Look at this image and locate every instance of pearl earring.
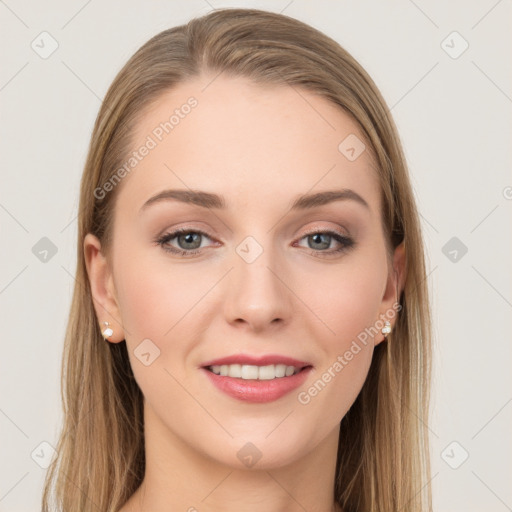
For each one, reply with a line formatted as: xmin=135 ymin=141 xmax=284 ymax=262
xmin=381 ymin=320 xmax=392 ymax=338
xmin=102 ymin=321 xmax=114 ymax=339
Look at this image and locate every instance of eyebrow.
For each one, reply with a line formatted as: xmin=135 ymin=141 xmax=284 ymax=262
xmin=139 ymin=188 xmax=369 ymax=213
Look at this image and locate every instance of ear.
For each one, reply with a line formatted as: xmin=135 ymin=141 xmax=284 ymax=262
xmin=375 ymin=240 xmax=406 ymax=346
xmin=83 ymin=233 xmax=125 ymax=343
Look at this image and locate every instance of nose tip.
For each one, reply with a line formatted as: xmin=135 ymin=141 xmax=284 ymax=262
xmin=231 ymin=307 xmax=284 ymax=330
xmin=223 ymin=255 xmax=291 ymax=332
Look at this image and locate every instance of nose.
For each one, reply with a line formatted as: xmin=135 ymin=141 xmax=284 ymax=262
xmin=223 ymin=244 xmax=292 ymax=333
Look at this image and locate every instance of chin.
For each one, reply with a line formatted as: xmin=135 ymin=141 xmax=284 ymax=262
xmin=198 ymin=428 xmax=316 ymax=471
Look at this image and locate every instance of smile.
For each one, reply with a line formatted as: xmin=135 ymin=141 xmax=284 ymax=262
xmin=207 ymin=364 xmax=301 ymax=380
xmin=200 ymin=354 xmax=313 ymax=403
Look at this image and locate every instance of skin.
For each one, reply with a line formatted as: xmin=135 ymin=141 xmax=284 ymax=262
xmin=84 ymin=73 xmax=405 ymax=512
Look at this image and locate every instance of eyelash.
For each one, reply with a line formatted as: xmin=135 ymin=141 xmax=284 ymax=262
xmin=155 ymin=227 xmax=355 ymax=258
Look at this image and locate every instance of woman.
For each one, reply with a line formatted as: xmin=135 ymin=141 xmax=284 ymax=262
xmin=42 ymin=8 xmax=432 ymax=512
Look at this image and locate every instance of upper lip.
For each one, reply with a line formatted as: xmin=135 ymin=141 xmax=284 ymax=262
xmin=201 ymin=354 xmax=312 ymax=368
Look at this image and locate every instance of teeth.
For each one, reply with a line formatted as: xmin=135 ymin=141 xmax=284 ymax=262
xmin=285 ymin=365 xmax=295 ymax=377
xmin=228 ymin=364 xmax=241 ymax=377
xmin=258 ymin=365 xmax=275 ymax=380
xmin=241 ymin=364 xmax=259 ymax=379
xmin=275 ymin=364 xmax=286 ymax=377
xmin=209 ymin=364 xmax=301 ymax=380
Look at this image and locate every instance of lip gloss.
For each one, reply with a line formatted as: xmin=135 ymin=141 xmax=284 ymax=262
xmin=201 ymin=366 xmax=312 ymax=403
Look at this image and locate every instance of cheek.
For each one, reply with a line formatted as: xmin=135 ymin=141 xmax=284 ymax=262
xmin=113 ymin=251 xmax=207 ymax=402
xmin=114 ymin=248 xmax=210 ymax=340
xmin=296 ymin=254 xmax=387 ymax=347
xmin=296 ymin=274 xmax=380 ymax=422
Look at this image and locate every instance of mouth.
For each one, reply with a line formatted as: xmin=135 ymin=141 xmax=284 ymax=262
xmin=205 ymin=363 xmax=307 ymax=380
xmin=200 ymin=354 xmax=313 ymax=403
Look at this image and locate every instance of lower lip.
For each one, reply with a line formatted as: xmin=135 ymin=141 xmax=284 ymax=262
xmin=202 ymin=367 xmax=312 ymax=403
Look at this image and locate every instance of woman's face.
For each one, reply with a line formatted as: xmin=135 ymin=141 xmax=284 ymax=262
xmin=85 ymin=74 xmax=404 ymax=469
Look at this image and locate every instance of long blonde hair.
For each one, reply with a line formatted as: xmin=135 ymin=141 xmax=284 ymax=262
xmin=42 ymin=8 xmax=432 ymax=511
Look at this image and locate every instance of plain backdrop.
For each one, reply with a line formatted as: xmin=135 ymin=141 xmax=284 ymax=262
xmin=1 ymin=1 xmax=511 ymax=511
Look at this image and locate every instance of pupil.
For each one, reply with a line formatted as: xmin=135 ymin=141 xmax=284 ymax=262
xmin=310 ymin=233 xmax=330 ymax=250
xmin=179 ymin=232 xmax=201 ymax=249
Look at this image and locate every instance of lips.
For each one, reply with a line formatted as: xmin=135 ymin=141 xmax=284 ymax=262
xmin=200 ymin=354 xmax=313 ymax=403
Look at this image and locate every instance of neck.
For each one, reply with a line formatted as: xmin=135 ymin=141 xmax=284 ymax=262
xmin=123 ymin=402 xmax=342 ymax=512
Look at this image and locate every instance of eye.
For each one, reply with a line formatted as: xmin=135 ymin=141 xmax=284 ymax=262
xmin=155 ymin=228 xmax=216 ymax=256
xmin=155 ymin=227 xmax=355 ymax=258
xmin=295 ymin=229 xmax=355 ymax=257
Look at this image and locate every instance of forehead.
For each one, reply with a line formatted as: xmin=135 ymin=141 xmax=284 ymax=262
xmin=119 ymin=74 xmax=381 ymax=215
